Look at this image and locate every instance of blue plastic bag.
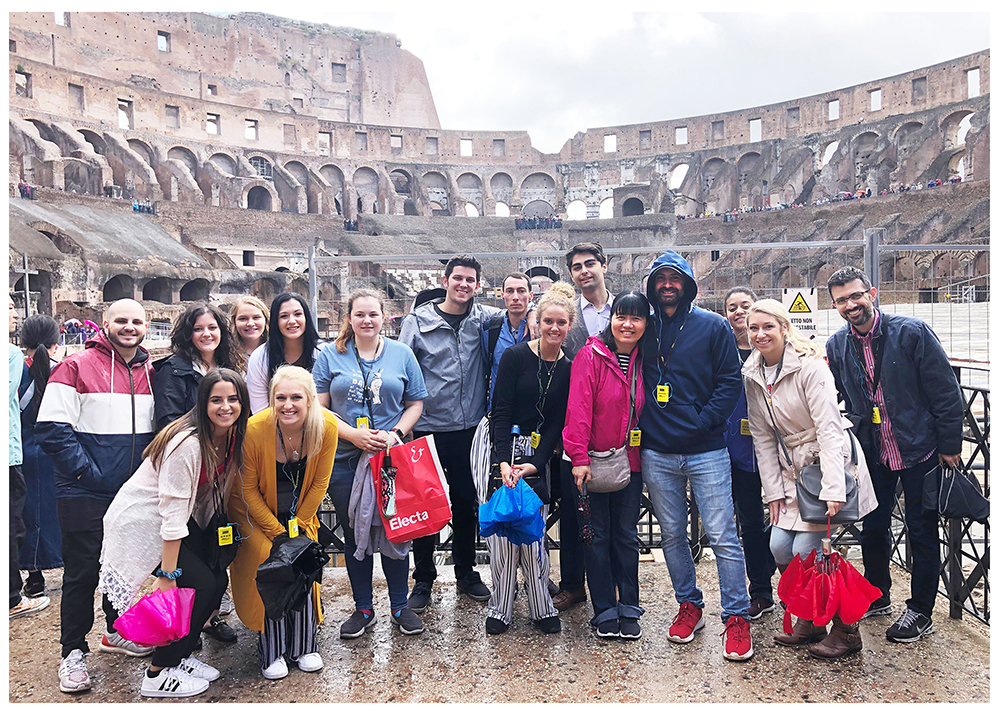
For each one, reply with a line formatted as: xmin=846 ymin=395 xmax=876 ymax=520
xmin=479 ymin=478 xmax=545 ymax=545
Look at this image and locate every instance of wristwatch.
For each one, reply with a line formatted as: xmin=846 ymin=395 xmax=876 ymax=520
xmin=392 ymin=428 xmax=405 ymax=443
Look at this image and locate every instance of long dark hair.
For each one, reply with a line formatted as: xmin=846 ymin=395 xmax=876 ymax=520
xmin=599 ymin=291 xmax=651 ymax=353
xmin=169 ymin=303 xmax=236 ymax=370
xmin=143 ymin=368 xmax=250 ymax=502
xmin=20 ymin=314 xmax=60 ymax=409
xmin=266 ymin=292 xmax=320 ymax=385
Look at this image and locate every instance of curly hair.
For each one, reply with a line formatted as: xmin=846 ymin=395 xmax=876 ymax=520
xmin=169 ymin=303 xmax=236 ymax=370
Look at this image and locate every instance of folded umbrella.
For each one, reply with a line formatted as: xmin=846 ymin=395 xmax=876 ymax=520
xmin=922 ymin=464 xmax=990 ymax=523
xmin=479 ymin=478 xmax=545 ymax=545
xmin=256 ymin=534 xmax=329 ymax=621
xmin=577 ymin=482 xmax=594 ymax=544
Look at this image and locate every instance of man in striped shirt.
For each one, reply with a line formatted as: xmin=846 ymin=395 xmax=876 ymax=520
xmin=825 ymin=267 xmax=964 ymax=645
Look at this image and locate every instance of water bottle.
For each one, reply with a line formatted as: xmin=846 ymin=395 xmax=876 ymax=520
xmin=511 ymin=424 xmax=527 ymax=465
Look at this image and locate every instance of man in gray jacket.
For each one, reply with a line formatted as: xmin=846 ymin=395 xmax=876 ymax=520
xmin=399 ymin=255 xmax=503 ymax=611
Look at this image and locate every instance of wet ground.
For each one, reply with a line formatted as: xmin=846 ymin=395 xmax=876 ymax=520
xmin=9 ymin=556 xmax=990 ymax=703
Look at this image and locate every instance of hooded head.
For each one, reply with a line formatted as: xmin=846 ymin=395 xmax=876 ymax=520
xmin=645 ymin=250 xmax=698 ymax=316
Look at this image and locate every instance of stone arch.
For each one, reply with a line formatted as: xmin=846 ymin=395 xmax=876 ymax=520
xmin=284 ymin=161 xmax=308 ymax=185
xmin=319 ymin=164 xmax=345 ymax=215
xmin=668 ymin=164 xmax=689 ymax=190
xmin=599 ymin=197 xmax=614 ymax=219
xmin=566 ymin=199 xmax=587 ymax=221
xmin=941 ymin=110 xmax=976 ymax=149
xmin=622 ymin=197 xmax=644 ymax=216
xmin=526 ymin=265 xmax=559 ymax=294
xmin=289 ymin=278 xmax=309 ymax=296
xmin=390 ymin=169 xmax=412 ymax=195
xmin=973 ymin=252 xmax=989 ymax=277
xmin=813 ymin=263 xmax=840 ymax=291
xmin=893 ymin=121 xmax=924 ymax=144
xmin=248 ymin=155 xmax=273 ymax=180
xmin=179 ymin=278 xmax=210 ymax=302
xmin=820 ymin=140 xmax=840 ymax=168
xmin=423 ymin=171 xmax=449 ymax=212
xmin=736 ymin=152 xmax=762 ymax=198
xmin=72 ymin=128 xmax=104 ymax=156
xmin=521 ymin=172 xmax=557 ymax=206
xmin=494 ymin=202 xmax=510 ymax=217
xmin=852 ymin=132 xmax=880 ymax=161
xmin=251 ymin=277 xmax=279 ymax=303
xmin=126 ymin=139 xmax=154 ymax=166
xmin=27 ymin=119 xmax=58 ymax=145
xmin=353 ymin=166 xmax=380 ymax=213
xmin=523 ymin=200 xmax=554 ymax=218
xmin=142 ymin=277 xmax=172 ymax=304
xmin=167 ymin=145 xmax=198 ymax=176
xmin=489 ymin=172 xmax=513 ymax=204
xmin=457 ymin=172 xmax=483 ymax=214
xmin=319 ymin=281 xmax=339 ymax=302
xmin=700 ymin=158 xmax=728 ymax=192
xmin=246 ymin=184 xmax=274 ymax=211
xmin=103 ymin=274 xmax=134 ymax=302
xmin=208 ymin=152 xmax=236 ymax=176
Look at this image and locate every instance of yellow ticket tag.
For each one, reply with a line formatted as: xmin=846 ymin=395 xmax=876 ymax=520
xmin=217 ymin=525 xmax=233 ymax=546
xmin=356 ymin=416 xmax=369 ymax=430
xmin=530 ymin=431 xmax=541 ymax=449
xmin=740 ymin=418 xmax=751 ymax=436
xmin=288 ymin=518 xmax=299 ymax=538
xmin=629 ymin=429 xmax=642 ymax=447
xmin=872 ymin=406 xmax=881 ymax=424
xmin=656 ymin=384 xmax=671 ymax=404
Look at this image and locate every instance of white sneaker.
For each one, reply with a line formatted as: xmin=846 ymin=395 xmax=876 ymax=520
xmin=140 ymin=666 xmax=209 ymax=698
xmin=10 ymin=595 xmax=50 ymax=619
xmin=294 ymin=652 xmax=323 ymax=672
xmin=261 ymin=656 xmax=288 ymax=680
xmin=178 ymin=655 xmax=220 ymax=682
xmin=99 ymin=629 xmax=154 ymax=657
xmin=218 ymin=592 xmax=234 ymax=617
xmin=58 ymin=649 xmax=91 ymax=693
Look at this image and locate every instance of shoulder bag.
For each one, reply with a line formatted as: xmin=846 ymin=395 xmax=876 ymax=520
xmin=587 ymin=356 xmax=637 ymax=494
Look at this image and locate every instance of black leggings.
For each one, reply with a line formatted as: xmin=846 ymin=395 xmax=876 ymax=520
xmin=151 ymin=538 xmax=228 ymax=669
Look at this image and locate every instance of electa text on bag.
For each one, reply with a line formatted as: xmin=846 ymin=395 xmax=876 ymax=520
xmin=390 ymin=511 xmax=429 ymax=530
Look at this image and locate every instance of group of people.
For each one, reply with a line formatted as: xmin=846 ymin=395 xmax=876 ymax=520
xmin=8 ymin=239 xmax=965 ymax=697
xmin=343 ymin=219 xmax=359 ymax=232
xmin=514 ymin=216 xmax=562 ymax=230
xmin=132 ymin=199 xmax=155 ymax=214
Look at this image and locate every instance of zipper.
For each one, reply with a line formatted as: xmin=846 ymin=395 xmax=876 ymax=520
xmin=127 ymin=357 xmax=137 ymax=475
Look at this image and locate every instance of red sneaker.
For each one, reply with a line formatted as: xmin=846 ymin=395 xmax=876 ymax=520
xmin=667 ymin=602 xmax=705 ymax=643
xmin=722 ymin=615 xmax=754 ymax=661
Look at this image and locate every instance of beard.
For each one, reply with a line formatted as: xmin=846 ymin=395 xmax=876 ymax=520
xmin=106 ymin=328 xmax=144 ymax=349
xmin=844 ymin=302 xmax=875 ymax=326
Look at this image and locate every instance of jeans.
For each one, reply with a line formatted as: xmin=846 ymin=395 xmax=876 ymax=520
xmin=10 ymin=465 xmax=27 ymax=608
xmin=583 ymin=471 xmax=644 ymax=625
xmin=731 ymin=465 xmax=776 ymax=601
xmin=328 ymin=461 xmax=409 ymax=611
xmin=859 ymin=454 xmax=940 ymax=618
xmin=556 ymin=458 xmax=586 ymax=592
xmin=641 ymin=447 xmax=751 ymax=620
xmin=769 ymin=527 xmax=824 ymax=568
xmin=411 ymin=428 xmax=480 ymax=584
xmin=57 ymin=497 xmax=121 ymax=657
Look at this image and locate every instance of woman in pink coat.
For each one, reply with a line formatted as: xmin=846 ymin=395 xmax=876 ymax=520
xmin=563 ymin=291 xmax=649 ymax=640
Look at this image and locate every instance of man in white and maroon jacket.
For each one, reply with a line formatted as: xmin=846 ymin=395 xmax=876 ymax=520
xmin=36 ymin=299 xmax=156 ymax=694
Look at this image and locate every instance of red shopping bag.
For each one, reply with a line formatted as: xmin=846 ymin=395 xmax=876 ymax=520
xmin=371 ymin=435 xmax=452 ymax=543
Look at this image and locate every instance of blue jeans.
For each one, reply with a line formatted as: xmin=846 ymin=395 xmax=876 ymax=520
xmin=583 ymin=471 xmax=645 ymax=625
xmin=769 ymin=527 xmax=824 ymax=567
xmin=328 ymin=461 xmax=410 ymax=612
xmin=641 ymin=447 xmax=751 ymax=621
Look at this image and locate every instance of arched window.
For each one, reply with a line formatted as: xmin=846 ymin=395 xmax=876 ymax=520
xmin=249 ymin=156 xmax=273 ymax=181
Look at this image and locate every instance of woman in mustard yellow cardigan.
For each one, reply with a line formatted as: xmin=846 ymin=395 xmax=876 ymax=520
xmin=229 ymin=365 xmax=337 ymax=680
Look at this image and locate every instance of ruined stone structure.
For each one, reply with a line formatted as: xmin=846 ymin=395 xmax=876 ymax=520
xmin=9 ymin=12 xmax=990 ymax=330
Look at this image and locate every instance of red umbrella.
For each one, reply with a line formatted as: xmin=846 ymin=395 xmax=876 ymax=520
xmin=777 ymin=528 xmax=883 ymax=633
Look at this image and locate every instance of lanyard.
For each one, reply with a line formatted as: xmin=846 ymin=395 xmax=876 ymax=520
xmin=277 ymin=429 xmax=305 ymax=517
xmin=655 ymin=303 xmax=693 ymax=381
xmin=353 ymin=338 xmax=382 ymax=427
xmin=534 ymin=351 xmax=560 ymax=434
xmin=208 ymin=432 xmax=234 ymax=517
xmin=849 ymin=330 xmax=885 ymax=402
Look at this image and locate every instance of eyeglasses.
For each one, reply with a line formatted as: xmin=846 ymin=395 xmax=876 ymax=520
xmin=832 ymin=291 xmax=870 ymax=307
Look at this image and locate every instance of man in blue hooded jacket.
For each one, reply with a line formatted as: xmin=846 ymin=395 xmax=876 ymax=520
xmin=639 ymin=251 xmax=753 ymax=661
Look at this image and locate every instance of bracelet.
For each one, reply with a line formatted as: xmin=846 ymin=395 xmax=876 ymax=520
xmin=392 ymin=428 xmax=405 ymax=442
xmin=155 ymin=567 xmax=183 ymax=580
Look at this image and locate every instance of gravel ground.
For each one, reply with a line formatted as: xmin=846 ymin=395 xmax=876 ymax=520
xmin=8 ymin=557 xmax=990 ymax=703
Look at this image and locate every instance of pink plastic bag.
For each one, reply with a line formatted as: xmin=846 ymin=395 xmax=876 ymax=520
xmin=113 ymin=587 xmax=197 ymax=647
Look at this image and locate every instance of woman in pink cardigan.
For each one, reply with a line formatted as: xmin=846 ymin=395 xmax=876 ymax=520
xmin=562 ymin=291 xmax=650 ymax=640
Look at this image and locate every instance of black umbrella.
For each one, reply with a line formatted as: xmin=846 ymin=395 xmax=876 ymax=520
xmin=255 ymin=534 xmax=329 ymax=620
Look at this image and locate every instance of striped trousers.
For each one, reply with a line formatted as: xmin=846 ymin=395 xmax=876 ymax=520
xmin=486 ymin=505 xmax=558 ymax=625
xmin=258 ymin=589 xmax=318 ymax=668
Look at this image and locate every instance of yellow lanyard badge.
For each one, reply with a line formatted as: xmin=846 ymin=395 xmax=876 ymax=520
xmin=288 ymin=517 xmax=299 ymax=538
xmin=629 ymin=429 xmax=642 ymax=447
xmin=530 ymin=431 xmax=541 ymax=449
xmin=740 ymin=418 xmax=751 ymax=436
xmin=872 ymin=406 xmax=882 ymax=424
xmin=356 ymin=416 xmax=369 ymax=430
xmin=217 ymin=524 xmax=233 ymax=546
xmin=656 ymin=383 xmax=671 ymax=404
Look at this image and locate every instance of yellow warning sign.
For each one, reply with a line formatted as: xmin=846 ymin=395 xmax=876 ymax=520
xmin=788 ymin=292 xmax=811 ymax=313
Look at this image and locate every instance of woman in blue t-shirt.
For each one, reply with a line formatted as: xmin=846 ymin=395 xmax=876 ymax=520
xmin=313 ymin=288 xmax=427 ymax=639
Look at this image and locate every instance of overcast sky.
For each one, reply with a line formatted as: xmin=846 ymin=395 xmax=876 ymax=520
xmin=245 ymin=9 xmax=990 ymax=153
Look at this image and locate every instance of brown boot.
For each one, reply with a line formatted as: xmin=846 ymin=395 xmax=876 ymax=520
xmin=808 ymin=617 xmax=862 ymax=659
xmin=551 ymin=587 xmax=587 ymax=611
xmin=774 ymin=617 xmax=827 ymax=646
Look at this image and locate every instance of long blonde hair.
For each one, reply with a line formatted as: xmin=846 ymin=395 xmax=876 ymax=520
xmin=748 ymin=299 xmax=822 ymax=358
xmin=268 ymin=365 xmax=325 ymax=457
xmin=230 ymin=295 xmax=270 ymax=373
xmin=334 ymin=288 xmax=385 ymax=354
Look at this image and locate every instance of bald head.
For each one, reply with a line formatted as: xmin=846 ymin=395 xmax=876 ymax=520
xmin=104 ymin=299 xmax=147 ymax=359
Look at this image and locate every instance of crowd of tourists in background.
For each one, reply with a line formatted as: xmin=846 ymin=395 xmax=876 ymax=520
xmin=9 ymin=240 xmax=965 ymax=698
xmin=515 ymin=216 xmax=562 ymax=230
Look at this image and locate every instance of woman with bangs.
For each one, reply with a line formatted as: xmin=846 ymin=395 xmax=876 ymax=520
xmin=230 ymin=296 xmax=269 ymax=375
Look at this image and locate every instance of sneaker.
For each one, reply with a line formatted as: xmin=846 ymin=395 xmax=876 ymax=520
xmin=391 ymin=607 xmax=425 ymax=635
xmin=551 ymin=587 xmax=587 ymax=611
xmin=536 ymin=615 xmax=561 ymax=634
xmin=22 ymin=572 xmax=45 ymax=598
xmin=340 ymin=609 xmax=376 ymax=639
xmin=667 ymin=602 xmax=705 ymax=644
xmin=140 ymin=666 xmax=209 ymax=698
xmin=596 ymin=619 xmax=619 ymax=638
xmin=218 ymin=592 xmax=234 ymax=617
xmin=58 ymin=649 xmax=91 ymax=693
xmin=407 ymin=582 xmax=433 ymax=613
xmin=456 ymin=572 xmax=491 ymax=602
xmin=886 ymin=608 xmax=934 ymax=643
xmin=722 ymin=615 xmax=754 ymax=661
xmin=178 ymin=656 xmax=220 ymax=682
xmin=203 ymin=615 xmax=238 ymax=643
xmin=9 ymin=595 xmax=50 ymax=619
xmin=862 ymin=595 xmax=893 ymax=619
xmin=294 ymin=652 xmax=323 ymax=672
xmin=748 ymin=595 xmax=775 ymax=620
xmin=619 ymin=617 xmax=642 ymax=639
xmin=261 ymin=656 xmax=288 ymax=680
xmin=485 ymin=617 xmax=508 ymax=635
xmin=99 ymin=630 xmax=154 ymax=657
